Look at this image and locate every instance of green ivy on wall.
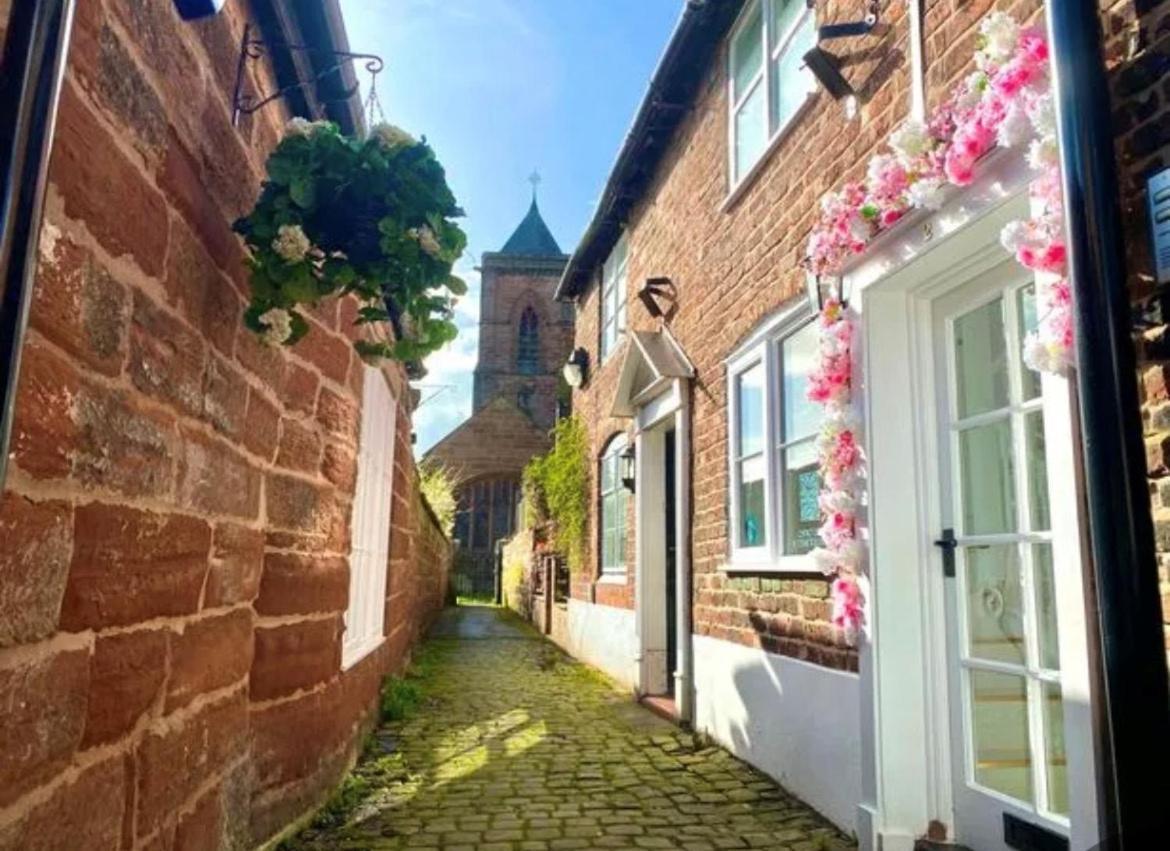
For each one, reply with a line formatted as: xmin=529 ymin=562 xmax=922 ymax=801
xmin=523 ymin=416 xmax=588 ymax=572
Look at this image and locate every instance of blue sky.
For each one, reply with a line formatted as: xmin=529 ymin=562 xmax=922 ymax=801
xmin=338 ymin=0 xmax=681 ymax=454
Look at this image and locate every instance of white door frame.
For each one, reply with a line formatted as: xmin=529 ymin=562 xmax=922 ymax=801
xmin=843 ymin=151 xmax=1100 ymax=851
xmin=633 ymin=377 xmax=694 ymax=721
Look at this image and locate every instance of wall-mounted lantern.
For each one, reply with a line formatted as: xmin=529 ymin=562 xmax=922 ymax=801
xmin=638 ymin=276 xmax=678 ymax=320
xmin=805 ymin=272 xmax=850 ymax=314
xmin=620 ymin=442 xmax=636 ymax=493
xmin=802 ymin=0 xmax=880 ymax=102
xmin=562 ymin=347 xmax=590 ymax=389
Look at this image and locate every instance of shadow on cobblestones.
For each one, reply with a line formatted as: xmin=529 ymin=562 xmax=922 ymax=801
xmin=282 ymin=605 xmax=857 ymax=850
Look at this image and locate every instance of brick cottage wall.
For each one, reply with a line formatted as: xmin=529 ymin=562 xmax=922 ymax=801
xmin=568 ymin=0 xmax=922 ymax=669
xmin=1101 ymin=0 xmax=1170 ymax=654
xmin=0 ymin=2 xmax=450 ymax=849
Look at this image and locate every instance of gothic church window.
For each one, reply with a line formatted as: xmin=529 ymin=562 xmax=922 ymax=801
xmin=518 ymin=306 xmax=540 ymax=374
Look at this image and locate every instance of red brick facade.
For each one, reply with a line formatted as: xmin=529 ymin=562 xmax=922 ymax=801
xmin=0 ymin=2 xmax=449 ymax=848
xmin=1104 ymin=0 xmax=1170 ymax=651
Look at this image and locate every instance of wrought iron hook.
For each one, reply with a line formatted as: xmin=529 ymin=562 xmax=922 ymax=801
xmin=231 ymin=23 xmax=385 ymax=127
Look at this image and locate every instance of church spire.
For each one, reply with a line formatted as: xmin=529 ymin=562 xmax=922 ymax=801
xmin=499 ymin=175 xmax=563 ymax=256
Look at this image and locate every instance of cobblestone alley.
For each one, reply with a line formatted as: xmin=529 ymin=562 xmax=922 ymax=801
xmin=283 ymin=606 xmax=856 ymax=851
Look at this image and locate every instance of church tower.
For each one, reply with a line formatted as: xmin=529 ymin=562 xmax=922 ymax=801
xmin=472 ymin=189 xmax=571 ymax=430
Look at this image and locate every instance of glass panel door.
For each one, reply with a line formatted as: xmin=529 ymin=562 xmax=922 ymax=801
xmin=935 ymin=271 xmax=1069 ymax=849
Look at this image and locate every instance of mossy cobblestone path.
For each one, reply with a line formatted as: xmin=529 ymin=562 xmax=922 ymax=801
xmin=284 ymin=606 xmax=856 ymax=851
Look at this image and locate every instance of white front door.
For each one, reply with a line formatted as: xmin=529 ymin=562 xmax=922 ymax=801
xmin=932 ymin=264 xmax=1072 ymax=849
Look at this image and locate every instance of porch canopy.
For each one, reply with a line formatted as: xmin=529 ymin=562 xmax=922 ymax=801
xmin=610 ymin=329 xmax=694 ymax=419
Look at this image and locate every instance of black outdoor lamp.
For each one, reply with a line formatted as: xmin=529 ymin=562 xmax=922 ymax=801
xmin=562 ymin=347 xmax=590 ymax=389
xmin=802 ymin=0 xmax=880 ymax=101
xmin=619 ymin=443 xmax=636 ymax=493
xmin=805 ymin=272 xmax=849 ymax=313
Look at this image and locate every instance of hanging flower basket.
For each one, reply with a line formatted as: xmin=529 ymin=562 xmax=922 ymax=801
xmin=233 ymin=119 xmax=468 ymax=363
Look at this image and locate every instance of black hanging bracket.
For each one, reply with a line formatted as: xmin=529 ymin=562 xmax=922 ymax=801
xmin=230 ymin=23 xmax=384 ymax=127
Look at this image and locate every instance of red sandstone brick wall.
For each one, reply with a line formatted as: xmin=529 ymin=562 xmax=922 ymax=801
xmin=566 ymin=0 xmax=1063 ymax=672
xmin=0 ymin=2 xmax=450 ymax=848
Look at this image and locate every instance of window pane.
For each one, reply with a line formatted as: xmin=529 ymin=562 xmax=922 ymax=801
xmin=970 ymin=670 xmax=1034 ymax=805
xmin=1017 ymin=285 xmax=1042 ymax=400
xmin=738 ymin=454 xmax=767 ymax=548
xmin=954 ymin=298 xmax=1010 ymax=418
xmin=959 ymin=418 xmax=1017 ymax=535
xmin=731 ymin=3 xmax=764 ymax=100
xmin=771 ymin=14 xmax=815 ymax=130
xmin=782 ymin=322 xmax=819 ymax=441
xmin=734 ymin=83 xmax=767 ymax=180
xmin=770 ymin=0 xmax=804 ymax=39
xmin=964 ymin=545 xmax=1026 ymax=665
xmin=1034 ymin=543 xmax=1060 ymax=671
xmin=1025 ymin=411 xmax=1051 ymax=531
xmin=736 ymin=362 xmax=766 ymax=456
xmin=1042 ymin=681 xmax=1069 ymax=816
xmin=783 ymin=445 xmax=821 ymax=554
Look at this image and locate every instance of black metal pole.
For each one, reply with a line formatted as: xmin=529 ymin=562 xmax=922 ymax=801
xmin=1046 ymin=4 xmax=1170 ymax=847
xmin=0 ymin=0 xmax=76 ymax=491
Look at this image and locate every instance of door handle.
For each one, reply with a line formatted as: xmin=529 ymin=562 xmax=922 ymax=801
xmin=935 ymin=527 xmax=957 ymax=578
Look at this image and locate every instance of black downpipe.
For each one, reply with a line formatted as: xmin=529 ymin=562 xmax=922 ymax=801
xmin=0 ymin=0 xmax=76 ymax=490
xmin=1046 ymin=4 xmax=1170 ymax=847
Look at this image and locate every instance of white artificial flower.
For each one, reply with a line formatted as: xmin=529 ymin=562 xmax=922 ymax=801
xmin=371 ymin=123 xmax=415 ymax=150
xmin=258 ymin=307 xmax=293 ymax=347
xmin=956 ymin=71 xmax=988 ymax=109
xmin=849 ymin=214 xmax=872 ymax=243
xmin=1022 ymin=332 xmax=1056 ymax=373
xmin=997 ymin=102 xmax=1032 ymax=148
xmin=979 ymin=11 xmax=1020 ymax=64
xmin=272 ymin=224 xmax=312 ymax=263
xmin=810 ymin=547 xmax=841 ymax=576
xmin=888 ymin=119 xmax=930 ymax=163
xmin=285 ymin=117 xmax=331 ymax=138
xmin=408 ymin=225 xmax=442 ymax=258
xmin=1027 ymin=93 xmax=1056 ymax=138
xmin=1000 ymin=220 xmax=1031 ymax=253
xmin=906 ymin=176 xmax=945 ymax=211
xmin=1027 ymin=136 xmax=1059 ymax=171
xmin=821 ymin=490 xmax=857 ymax=515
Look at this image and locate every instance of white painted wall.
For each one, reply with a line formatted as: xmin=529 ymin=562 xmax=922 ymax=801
xmin=693 ymin=633 xmax=862 ymax=836
xmin=566 ymin=599 xmax=639 ymax=690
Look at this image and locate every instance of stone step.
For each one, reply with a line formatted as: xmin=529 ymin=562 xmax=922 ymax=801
xmin=915 ymin=841 xmax=975 ymax=851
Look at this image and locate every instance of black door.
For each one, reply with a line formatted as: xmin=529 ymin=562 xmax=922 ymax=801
xmin=665 ymin=429 xmax=677 ymax=696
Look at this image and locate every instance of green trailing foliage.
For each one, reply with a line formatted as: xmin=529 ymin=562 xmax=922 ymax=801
xmin=234 ymin=120 xmax=467 ymax=363
xmin=522 ymin=416 xmax=588 ymax=571
xmin=418 ymin=461 xmax=458 ymax=537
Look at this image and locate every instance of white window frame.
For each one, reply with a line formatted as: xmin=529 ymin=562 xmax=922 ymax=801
xmin=599 ymin=434 xmax=628 ymax=577
xmin=600 ymin=235 xmax=628 ymax=362
xmin=726 ymin=302 xmax=819 ymax=572
xmin=342 ymin=366 xmax=398 ymax=668
xmin=727 ymin=0 xmax=817 ymax=191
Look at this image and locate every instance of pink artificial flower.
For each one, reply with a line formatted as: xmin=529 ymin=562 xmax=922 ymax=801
xmin=945 ymin=150 xmax=976 ymax=186
xmin=880 ymin=208 xmax=905 ymax=228
xmin=990 ymin=58 xmax=1036 ymax=99
xmin=1019 ymin=27 xmax=1049 ymax=65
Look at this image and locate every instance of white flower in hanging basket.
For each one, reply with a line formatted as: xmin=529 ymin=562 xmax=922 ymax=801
xmin=371 ymin=122 xmax=415 ymax=150
xmin=272 ymin=224 xmax=312 ymax=263
xmin=258 ymin=307 xmax=293 ymax=347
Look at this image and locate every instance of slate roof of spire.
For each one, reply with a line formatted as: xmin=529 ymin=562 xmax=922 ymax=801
xmin=500 ymin=199 xmax=563 ymax=256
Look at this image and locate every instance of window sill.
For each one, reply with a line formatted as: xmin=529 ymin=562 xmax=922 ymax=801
xmin=597 ymin=572 xmax=629 ymax=586
xmin=341 ymin=635 xmax=386 ymax=671
xmin=722 ymin=554 xmax=819 ymax=575
xmin=721 ymin=92 xmax=817 ymax=214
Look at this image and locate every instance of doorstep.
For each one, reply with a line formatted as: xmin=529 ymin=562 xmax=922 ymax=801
xmin=640 ymin=694 xmax=679 ymax=724
xmin=915 ymin=842 xmax=974 ymax=851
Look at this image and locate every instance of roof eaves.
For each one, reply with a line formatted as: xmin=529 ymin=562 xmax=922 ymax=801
xmin=554 ymin=0 xmax=745 ymax=301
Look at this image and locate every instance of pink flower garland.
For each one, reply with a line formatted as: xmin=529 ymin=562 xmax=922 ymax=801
xmin=804 ymin=13 xmax=1072 ymax=644
xmin=806 ymin=300 xmax=865 ymax=641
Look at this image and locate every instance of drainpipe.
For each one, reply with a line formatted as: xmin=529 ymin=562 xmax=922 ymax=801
xmin=674 ymin=380 xmax=694 ymax=724
xmin=907 ymin=0 xmax=926 ymax=120
xmin=0 ymin=0 xmax=76 ymax=491
xmin=1045 ymin=4 xmax=1170 ymax=847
